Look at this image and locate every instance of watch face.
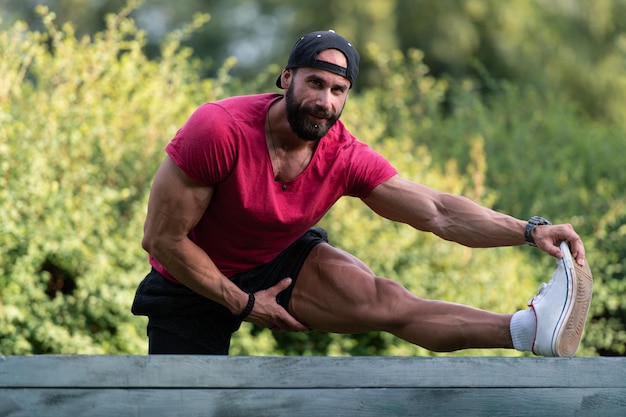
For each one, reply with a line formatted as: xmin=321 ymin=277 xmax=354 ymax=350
xmin=530 ymin=216 xmax=550 ymax=226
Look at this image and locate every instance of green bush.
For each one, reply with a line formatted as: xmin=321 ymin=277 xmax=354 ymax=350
xmin=0 ymin=5 xmax=217 ymax=353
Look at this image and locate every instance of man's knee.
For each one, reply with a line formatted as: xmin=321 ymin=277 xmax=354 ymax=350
xmin=358 ymin=277 xmax=417 ymax=327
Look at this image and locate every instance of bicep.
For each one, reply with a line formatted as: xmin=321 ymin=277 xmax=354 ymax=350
xmin=143 ymin=156 xmax=213 ymax=247
xmin=364 ymin=175 xmax=526 ymax=247
xmin=363 ymin=175 xmax=443 ymax=231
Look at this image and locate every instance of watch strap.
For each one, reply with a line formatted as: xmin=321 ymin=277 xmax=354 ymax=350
xmin=525 ymin=216 xmax=552 ymax=246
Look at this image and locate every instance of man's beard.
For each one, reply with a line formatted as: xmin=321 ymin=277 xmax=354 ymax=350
xmin=285 ymin=85 xmax=342 ymax=141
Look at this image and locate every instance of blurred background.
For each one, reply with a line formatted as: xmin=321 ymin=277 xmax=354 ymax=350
xmin=3 ymin=0 xmax=626 ymax=120
xmin=1 ymin=0 xmax=625 ymax=356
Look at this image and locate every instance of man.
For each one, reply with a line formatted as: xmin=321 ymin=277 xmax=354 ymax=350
xmin=132 ymin=30 xmax=593 ymax=357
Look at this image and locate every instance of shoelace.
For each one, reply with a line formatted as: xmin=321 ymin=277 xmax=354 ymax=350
xmin=528 ymin=257 xmax=567 ymax=306
xmin=529 ymin=282 xmax=550 ymax=305
xmin=528 ymin=262 xmax=562 ymax=305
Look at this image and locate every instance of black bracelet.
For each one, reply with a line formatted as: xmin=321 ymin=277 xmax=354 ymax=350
xmin=237 ymin=293 xmax=255 ymax=320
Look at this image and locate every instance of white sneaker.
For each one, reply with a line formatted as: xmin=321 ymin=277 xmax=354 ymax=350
xmin=529 ymin=241 xmax=593 ymax=357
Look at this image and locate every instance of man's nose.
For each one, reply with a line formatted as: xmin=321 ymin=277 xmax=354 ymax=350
xmin=314 ymin=89 xmax=333 ymax=110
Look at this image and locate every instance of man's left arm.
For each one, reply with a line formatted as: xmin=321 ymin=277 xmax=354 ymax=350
xmin=363 ymin=175 xmax=585 ymax=264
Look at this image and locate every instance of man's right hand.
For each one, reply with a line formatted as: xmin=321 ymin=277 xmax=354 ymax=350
xmin=246 ymin=278 xmax=310 ymax=333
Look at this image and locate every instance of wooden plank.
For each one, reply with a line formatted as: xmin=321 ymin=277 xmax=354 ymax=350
xmin=1 ymin=355 xmax=625 ymax=389
xmin=1 ymin=388 xmax=625 ymax=417
xmin=1 ymin=356 xmax=625 ymax=416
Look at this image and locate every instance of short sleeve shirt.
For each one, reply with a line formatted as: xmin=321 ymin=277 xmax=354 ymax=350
xmin=151 ymin=93 xmax=397 ymax=279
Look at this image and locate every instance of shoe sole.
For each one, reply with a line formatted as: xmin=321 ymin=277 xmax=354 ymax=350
xmin=553 ymin=248 xmax=593 ymax=357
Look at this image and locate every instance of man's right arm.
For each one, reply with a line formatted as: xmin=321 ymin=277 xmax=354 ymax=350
xmin=141 ymin=156 xmax=310 ymax=331
xmin=141 ymin=156 xmax=249 ymax=315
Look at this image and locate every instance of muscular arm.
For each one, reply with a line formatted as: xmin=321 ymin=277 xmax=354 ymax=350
xmin=142 ymin=156 xmax=310 ymax=331
xmin=364 ymin=175 xmax=585 ymax=263
xmin=141 ymin=156 xmax=247 ymax=315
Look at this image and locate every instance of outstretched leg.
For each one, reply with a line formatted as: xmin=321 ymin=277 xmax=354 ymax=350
xmin=288 ymin=243 xmax=513 ymax=352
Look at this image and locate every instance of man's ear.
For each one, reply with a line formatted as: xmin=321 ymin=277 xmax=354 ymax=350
xmin=279 ymin=69 xmax=292 ymax=89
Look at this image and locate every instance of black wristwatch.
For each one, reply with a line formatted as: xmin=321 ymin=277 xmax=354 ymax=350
xmin=525 ymin=216 xmax=552 ymax=246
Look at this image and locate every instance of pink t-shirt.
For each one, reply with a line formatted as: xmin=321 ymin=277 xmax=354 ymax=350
xmin=151 ymin=93 xmax=397 ymax=280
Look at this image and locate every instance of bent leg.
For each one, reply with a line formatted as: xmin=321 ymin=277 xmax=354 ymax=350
xmin=288 ymin=243 xmax=513 ymax=352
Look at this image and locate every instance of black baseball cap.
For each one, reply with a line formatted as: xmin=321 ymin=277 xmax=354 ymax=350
xmin=276 ymin=30 xmax=360 ymax=89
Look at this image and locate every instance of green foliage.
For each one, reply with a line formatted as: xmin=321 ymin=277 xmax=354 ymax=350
xmin=5 ymin=1 xmax=626 ymax=124
xmin=0 ymin=5 xmax=221 ymax=354
xmin=1 ymin=5 xmax=624 ymax=357
xmin=395 ymin=0 xmax=626 ymax=124
xmin=585 ymin=201 xmax=626 ymax=355
xmin=428 ymin=80 xmax=626 ymax=226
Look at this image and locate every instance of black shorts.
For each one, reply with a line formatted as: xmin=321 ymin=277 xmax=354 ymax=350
xmin=131 ymin=227 xmax=328 ymax=354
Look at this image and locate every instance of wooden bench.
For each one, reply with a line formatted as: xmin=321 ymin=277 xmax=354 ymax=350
xmin=1 ymin=355 xmax=625 ymax=416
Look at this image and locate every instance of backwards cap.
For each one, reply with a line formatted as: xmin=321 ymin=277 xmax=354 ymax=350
xmin=276 ymin=30 xmax=360 ymax=89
